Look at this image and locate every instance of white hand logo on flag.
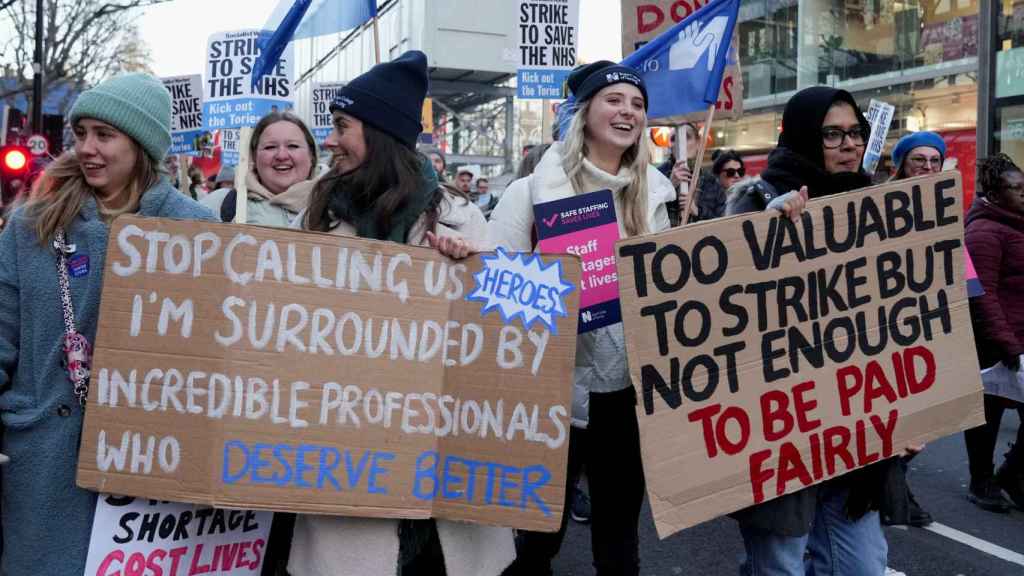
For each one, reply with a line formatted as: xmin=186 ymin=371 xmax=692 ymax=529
xmin=669 ymin=16 xmax=729 ymax=72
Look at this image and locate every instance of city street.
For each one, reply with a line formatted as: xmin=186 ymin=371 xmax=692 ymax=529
xmin=555 ymin=412 xmax=1024 ymax=576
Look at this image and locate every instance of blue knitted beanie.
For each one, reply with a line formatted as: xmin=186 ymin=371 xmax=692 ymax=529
xmin=70 ymin=73 xmax=172 ymax=163
xmin=892 ymin=131 xmax=946 ymax=171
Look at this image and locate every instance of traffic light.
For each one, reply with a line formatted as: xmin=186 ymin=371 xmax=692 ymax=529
xmin=2 ymin=146 xmax=29 ymax=174
xmin=1 ymin=145 xmax=31 ymax=206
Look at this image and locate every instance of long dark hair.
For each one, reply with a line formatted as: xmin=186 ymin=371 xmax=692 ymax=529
xmin=305 ymin=122 xmax=444 ymax=240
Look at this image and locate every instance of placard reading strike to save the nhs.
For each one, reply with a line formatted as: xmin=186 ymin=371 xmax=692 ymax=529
xmin=76 ymin=216 xmax=580 ymax=533
xmin=205 ymin=30 xmax=294 ymax=131
xmin=534 ymin=189 xmax=621 ymax=333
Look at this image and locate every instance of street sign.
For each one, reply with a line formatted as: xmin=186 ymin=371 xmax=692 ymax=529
xmin=26 ymin=134 xmax=48 ymax=156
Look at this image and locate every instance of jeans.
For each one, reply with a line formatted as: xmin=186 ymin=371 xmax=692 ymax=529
xmin=739 ymin=485 xmax=887 ymax=576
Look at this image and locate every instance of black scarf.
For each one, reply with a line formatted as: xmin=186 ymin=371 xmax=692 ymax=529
xmin=760 ymin=146 xmax=871 ymax=200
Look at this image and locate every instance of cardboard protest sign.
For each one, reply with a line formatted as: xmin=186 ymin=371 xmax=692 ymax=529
xmin=76 ymin=216 xmax=579 ymax=533
xmin=616 ymin=173 xmax=985 ymax=537
xmin=311 ymin=82 xmax=346 ymax=144
xmin=534 ymin=190 xmax=621 ymax=333
xmin=84 ymin=495 xmax=272 ymax=576
xmin=517 ymin=0 xmax=580 ymax=99
xmin=620 ymin=0 xmax=742 ymax=121
xmin=162 ymin=75 xmax=211 ymax=156
xmin=205 ymin=30 xmax=294 ymax=132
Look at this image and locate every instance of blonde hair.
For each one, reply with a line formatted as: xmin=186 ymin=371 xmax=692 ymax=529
xmin=560 ymin=98 xmax=651 ymax=237
xmin=27 ymin=139 xmax=159 ymax=246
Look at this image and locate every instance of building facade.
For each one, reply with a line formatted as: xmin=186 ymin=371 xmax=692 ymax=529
xmin=717 ymin=0 xmax=980 ymax=201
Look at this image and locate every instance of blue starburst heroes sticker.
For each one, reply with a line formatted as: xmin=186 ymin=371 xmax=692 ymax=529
xmin=467 ymin=248 xmax=576 ymax=333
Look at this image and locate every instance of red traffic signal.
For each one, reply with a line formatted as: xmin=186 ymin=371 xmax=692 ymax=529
xmin=1 ymin=146 xmax=30 ymax=175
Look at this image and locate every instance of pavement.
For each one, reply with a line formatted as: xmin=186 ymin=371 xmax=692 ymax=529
xmin=551 ymin=411 xmax=1024 ymax=575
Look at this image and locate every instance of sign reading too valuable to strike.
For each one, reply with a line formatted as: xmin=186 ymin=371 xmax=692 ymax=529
xmin=76 ymin=216 xmax=580 ymax=532
xmin=616 ymin=173 xmax=985 ymax=537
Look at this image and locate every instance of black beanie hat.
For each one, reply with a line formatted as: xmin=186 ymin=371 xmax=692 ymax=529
xmin=567 ymin=60 xmax=648 ymax=110
xmin=330 ymin=50 xmax=428 ymax=149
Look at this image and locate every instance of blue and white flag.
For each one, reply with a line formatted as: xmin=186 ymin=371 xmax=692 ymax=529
xmin=621 ymin=0 xmax=739 ymax=122
xmin=556 ymin=0 xmax=739 ymax=137
xmin=253 ymin=0 xmax=377 ymax=89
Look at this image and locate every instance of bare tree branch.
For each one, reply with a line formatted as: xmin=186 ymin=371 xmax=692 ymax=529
xmin=1 ymin=0 xmax=170 ymax=114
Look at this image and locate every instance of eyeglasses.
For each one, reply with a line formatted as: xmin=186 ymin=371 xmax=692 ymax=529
xmin=722 ymin=167 xmax=745 ymax=177
xmin=907 ymin=156 xmax=942 ymax=169
xmin=822 ymin=127 xmax=867 ymax=149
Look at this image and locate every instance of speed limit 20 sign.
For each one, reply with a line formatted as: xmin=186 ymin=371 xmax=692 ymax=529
xmin=26 ymin=134 xmax=48 ymax=156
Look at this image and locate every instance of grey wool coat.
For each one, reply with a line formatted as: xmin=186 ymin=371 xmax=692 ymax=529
xmin=0 ymin=180 xmax=213 ymax=575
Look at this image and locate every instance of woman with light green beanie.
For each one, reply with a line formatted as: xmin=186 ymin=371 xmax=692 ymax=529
xmin=0 ymin=72 xmax=213 ymax=575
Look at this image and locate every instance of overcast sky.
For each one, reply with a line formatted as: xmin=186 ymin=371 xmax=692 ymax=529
xmin=137 ymin=0 xmax=622 ymax=78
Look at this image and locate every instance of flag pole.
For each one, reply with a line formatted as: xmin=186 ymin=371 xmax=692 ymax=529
xmin=674 ymin=124 xmax=689 ymax=226
xmin=681 ymin=104 xmax=716 ymax=226
xmin=372 ymin=15 xmax=381 ymax=64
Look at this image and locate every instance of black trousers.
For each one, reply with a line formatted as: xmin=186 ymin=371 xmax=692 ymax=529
xmin=964 ymin=393 xmax=1024 ymax=482
xmin=506 ymin=387 xmax=645 ymax=576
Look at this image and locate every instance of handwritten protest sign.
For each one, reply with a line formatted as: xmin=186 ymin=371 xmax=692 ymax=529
xmin=616 ymin=173 xmax=985 ymax=537
xmin=84 ymin=495 xmax=272 ymax=576
xmin=77 ymin=217 xmax=579 ymax=532
xmin=311 ymin=82 xmax=346 ymax=144
xmin=205 ymin=30 xmax=294 ymax=132
xmin=620 ymin=0 xmax=742 ymax=120
xmin=534 ymin=190 xmax=621 ymax=333
xmin=162 ymin=75 xmax=210 ymax=156
xmin=517 ymin=0 xmax=580 ymax=99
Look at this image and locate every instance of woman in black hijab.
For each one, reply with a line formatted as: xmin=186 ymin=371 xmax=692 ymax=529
xmin=726 ymin=87 xmax=901 ymax=575
xmin=727 ymin=86 xmax=872 ymax=216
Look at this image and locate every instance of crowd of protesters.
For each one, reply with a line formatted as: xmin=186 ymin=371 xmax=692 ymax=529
xmin=0 ymin=48 xmax=1021 ymax=576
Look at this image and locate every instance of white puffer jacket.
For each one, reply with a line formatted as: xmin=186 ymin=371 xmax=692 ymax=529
xmin=488 ymin=142 xmax=674 ymax=427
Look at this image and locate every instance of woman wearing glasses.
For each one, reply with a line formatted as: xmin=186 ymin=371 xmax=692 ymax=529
xmin=891 ymin=131 xmax=945 ymax=180
xmin=725 ymin=87 xmax=901 ymax=575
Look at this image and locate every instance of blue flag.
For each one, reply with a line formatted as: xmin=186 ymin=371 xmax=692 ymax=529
xmin=556 ymin=0 xmax=738 ymax=137
xmin=621 ymin=0 xmax=739 ymax=121
xmin=253 ymin=0 xmax=377 ymax=89
xmin=252 ymin=0 xmax=312 ymax=90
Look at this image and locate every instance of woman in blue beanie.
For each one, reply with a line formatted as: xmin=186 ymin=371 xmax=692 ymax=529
xmin=488 ymin=60 xmax=675 ymax=576
xmin=890 ymin=131 xmax=946 ymax=180
xmin=0 ymin=72 xmax=213 ymax=575
xmin=288 ymin=51 xmax=510 ymax=576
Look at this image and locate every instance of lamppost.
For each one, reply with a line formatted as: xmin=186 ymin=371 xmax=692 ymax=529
xmin=31 ymin=0 xmax=43 ymax=134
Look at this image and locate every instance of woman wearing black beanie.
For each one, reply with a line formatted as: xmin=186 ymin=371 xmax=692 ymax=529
xmin=726 ymin=86 xmax=907 ymax=575
xmin=288 ymin=50 xmax=513 ymax=576
xmin=489 ymin=60 xmax=675 ymax=576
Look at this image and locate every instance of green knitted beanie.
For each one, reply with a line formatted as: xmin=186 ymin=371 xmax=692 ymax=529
xmin=69 ymin=73 xmax=172 ymax=164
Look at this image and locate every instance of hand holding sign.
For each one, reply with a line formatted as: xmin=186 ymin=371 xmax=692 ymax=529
xmin=426 ymin=230 xmax=481 ymax=260
xmin=765 ymin=186 xmax=809 ymax=223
